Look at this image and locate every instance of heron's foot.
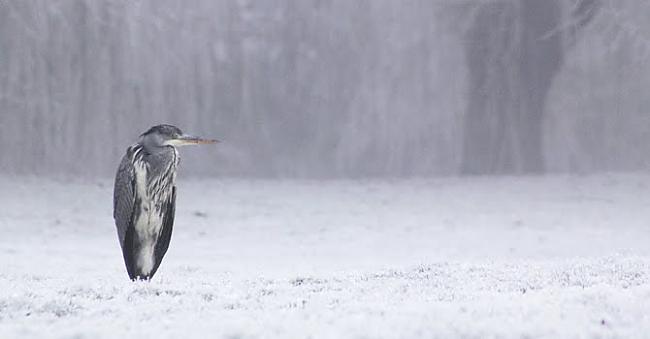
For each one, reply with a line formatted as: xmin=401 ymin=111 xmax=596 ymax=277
xmin=130 ymin=274 xmax=152 ymax=282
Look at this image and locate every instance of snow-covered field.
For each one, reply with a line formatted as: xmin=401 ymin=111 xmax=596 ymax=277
xmin=1 ymin=174 xmax=650 ymax=338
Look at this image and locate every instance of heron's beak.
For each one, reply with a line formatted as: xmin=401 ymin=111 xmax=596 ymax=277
xmin=167 ymin=135 xmax=219 ymax=146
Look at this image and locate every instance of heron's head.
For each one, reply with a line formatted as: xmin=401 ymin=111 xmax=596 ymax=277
xmin=140 ymin=124 xmax=218 ymax=150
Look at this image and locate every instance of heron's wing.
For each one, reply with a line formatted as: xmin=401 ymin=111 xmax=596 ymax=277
xmin=113 ymin=147 xmax=137 ymax=249
xmin=150 ymin=186 xmax=176 ymax=277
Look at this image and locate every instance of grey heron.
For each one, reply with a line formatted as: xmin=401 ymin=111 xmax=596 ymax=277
xmin=113 ymin=124 xmax=217 ymax=280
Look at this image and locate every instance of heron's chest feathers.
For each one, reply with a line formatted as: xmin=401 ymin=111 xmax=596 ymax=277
xmin=131 ymin=146 xmax=179 ymax=235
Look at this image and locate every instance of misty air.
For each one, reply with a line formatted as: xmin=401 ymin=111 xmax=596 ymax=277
xmin=1 ymin=1 xmax=649 ymax=338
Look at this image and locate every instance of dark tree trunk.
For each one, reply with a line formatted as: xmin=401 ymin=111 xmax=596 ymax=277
xmin=461 ymin=0 xmax=563 ymax=175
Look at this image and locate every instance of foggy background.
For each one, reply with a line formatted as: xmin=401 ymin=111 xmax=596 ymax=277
xmin=3 ymin=2 xmax=650 ymax=336
xmin=0 ymin=0 xmax=648 ymax=178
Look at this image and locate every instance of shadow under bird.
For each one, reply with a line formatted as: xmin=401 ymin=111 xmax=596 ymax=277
xmin=113 ymin=125 xmax=218 ymax=280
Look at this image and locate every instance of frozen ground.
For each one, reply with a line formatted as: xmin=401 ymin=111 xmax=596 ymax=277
xmin=1 ymin=173 xmax=650 ymax=338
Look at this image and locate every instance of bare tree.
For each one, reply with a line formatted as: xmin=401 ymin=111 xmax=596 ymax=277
xmin=461 ymin=0 xmax=599 ymax=175
xmin=3 ymin=0 xmax=650 ymax=178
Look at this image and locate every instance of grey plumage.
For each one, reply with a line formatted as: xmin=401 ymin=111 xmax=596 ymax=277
xmin=113 ymin=125 xmax=217 ymax=280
